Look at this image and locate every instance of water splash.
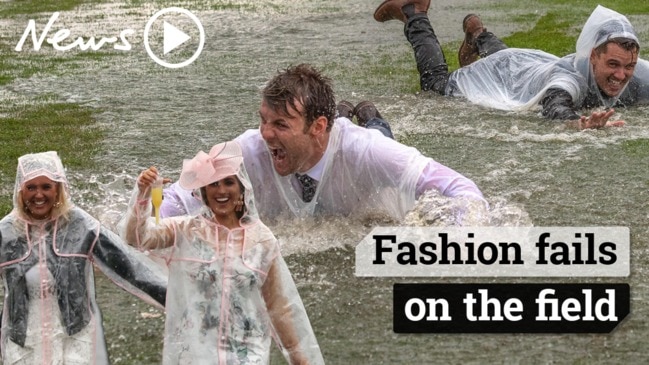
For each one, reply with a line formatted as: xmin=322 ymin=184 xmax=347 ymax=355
xmin=403 ymin=190 xmax=532 ymax=227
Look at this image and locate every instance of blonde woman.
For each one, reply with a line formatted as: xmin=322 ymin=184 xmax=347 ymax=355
xmin=0 ymin=151 xmax=166 ymax=364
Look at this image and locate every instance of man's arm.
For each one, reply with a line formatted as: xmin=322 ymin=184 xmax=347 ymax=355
xmin=541 ymin=88 xmax=581 ymax=120
xmin=415 ymin=160 xmax=486 ymax=204
xmin=541 ymin=88 xmax=625 ymax=129
xmin=159 ymin=181 xmax=203 ymax=218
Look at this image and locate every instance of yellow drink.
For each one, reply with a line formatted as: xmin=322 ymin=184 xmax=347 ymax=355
xmin=151 ymin=186 xmax=163 ymax=224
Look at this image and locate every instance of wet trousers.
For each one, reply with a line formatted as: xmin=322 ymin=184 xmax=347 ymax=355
xmin=365 ymin=117 xmax=394 ymax=139
xmin=405 ymin=14 xmax=508 ymax=94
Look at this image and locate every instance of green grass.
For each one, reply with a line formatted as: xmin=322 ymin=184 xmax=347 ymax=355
xmin=0 ymin=28 xmax=122 ymax=86
xmin=501 ymin=12 xmax=575 ymax=56
xmin=207 ymin=1 xmax=271 ymax=12
xmin=622 ymin=139 xmax=649 ymax=157
xmin=0 ymin=103 xmax=104 ymax=216
xmin=536 ymin=0 xmax=649 ymax=15
xmin=324 ymin=48 xmax=421 ymax=95
xmin=0 ymin=44 xmax=74 ymax=86
xmin=120 ymin=0 xmax=282 ymax=12
xmin=0 ymin=0 xmax=110 ymax=17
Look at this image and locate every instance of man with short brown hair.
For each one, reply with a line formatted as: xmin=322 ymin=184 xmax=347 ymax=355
xmin=374 ymin=2 xmax=649 ymax=129
xmin=161 ymin=63 xmax=486 ymax=222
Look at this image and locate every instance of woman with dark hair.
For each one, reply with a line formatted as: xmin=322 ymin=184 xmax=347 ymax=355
xmin=0 ymin=151 xmax=166 ymax=364
xmin=120 ymin=141 xmax=323 ymax=364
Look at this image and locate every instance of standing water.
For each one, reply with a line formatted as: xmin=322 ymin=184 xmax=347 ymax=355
xmin=1 ymin=0 xmax=648 ymax=363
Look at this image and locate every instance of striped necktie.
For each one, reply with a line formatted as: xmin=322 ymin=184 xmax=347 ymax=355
xmin=296 ymin=173 xmax=317 ymax=202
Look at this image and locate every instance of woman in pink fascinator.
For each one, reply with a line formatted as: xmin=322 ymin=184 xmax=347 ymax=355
xmin=119 ymin=141 xmax=323 ymax=365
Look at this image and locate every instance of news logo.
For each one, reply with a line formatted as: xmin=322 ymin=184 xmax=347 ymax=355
xmin=14 ymin=7 xmax=205 ymax=69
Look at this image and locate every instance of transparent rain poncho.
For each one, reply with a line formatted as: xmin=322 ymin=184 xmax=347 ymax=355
xmin=447 ymin=5 xmax=649 ymax=113
xmin=119 ymin=142 xmax=324 ymax=365
xmin=0 ymin=151 xmax=167 ymax=364
xmin=160 ymin=118 xmax=485 ymax=222
xmin=234 ymin=118 xmax=425 ymax=220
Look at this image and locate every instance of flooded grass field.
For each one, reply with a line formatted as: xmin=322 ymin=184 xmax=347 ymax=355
xmin=1 ymin=0 xmax=649 ymax=363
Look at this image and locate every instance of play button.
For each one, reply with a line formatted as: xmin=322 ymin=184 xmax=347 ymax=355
xmin=163 ymin=21 xmax=190 ymax=55
xmin=144 ymin=7 xmax=205 ymax=69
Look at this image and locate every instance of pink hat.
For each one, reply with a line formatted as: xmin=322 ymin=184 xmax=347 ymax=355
xmin=179 ymin=142 xmax=244 ymax=190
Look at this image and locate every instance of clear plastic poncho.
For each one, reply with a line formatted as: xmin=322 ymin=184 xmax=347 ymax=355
xmin=119 ymin=142 xmax=324 ymax=365
xmin=0 ymin=151 xmax=167 ymax=364
xmin=160 ymin=118 xmax=484 ymax=222
xmin=447 ymin=5 xmax=649 ymax=112
xmin=235 ymin=118 xmax=427 ymax=220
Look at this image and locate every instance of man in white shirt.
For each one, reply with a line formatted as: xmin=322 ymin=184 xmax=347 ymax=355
xmin=161 ymin=64 xmax=485 ymax=221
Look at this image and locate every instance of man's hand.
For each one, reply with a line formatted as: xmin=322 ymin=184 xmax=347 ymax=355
xmin=576 ymin=109 xmax=625 ymax=129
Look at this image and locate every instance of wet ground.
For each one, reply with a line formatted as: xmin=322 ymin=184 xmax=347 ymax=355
xmin=1 ymin=0 xmax=649 ymax=364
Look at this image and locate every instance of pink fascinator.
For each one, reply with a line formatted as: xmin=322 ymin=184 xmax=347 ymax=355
xmin=179 ymin=142 xmax=247 ymax=190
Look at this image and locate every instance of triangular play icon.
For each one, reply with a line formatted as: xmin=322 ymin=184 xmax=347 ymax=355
xmin=163 ymin=21 xmax=191 ymax=55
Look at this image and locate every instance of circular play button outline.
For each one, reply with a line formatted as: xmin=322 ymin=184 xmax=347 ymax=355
xmin=143 ymin=7 xmax=205 ymax=69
